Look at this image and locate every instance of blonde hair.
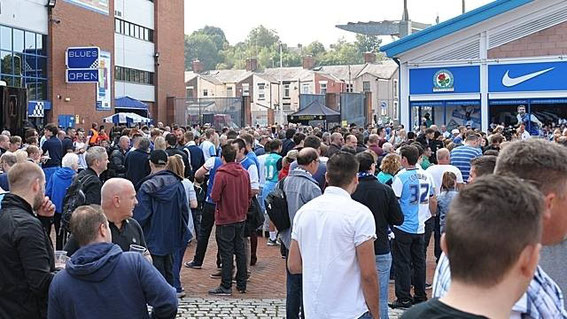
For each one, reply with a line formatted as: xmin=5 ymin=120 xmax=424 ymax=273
xmin=380 ymin=153 xmax=401 ymax=175
xmin=154 ymin=136 xmax=167 ymax=150
xmin=13 ymin=149 xmax=29 ymax=163
xmin=166 ymin=155 xmax=185 ymax=179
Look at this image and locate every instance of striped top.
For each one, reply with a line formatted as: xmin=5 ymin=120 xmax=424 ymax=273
xmin=450 ymin=145 xmax=482 ymax=181
xmin=433 ymin=253 xmax=567 ymax=318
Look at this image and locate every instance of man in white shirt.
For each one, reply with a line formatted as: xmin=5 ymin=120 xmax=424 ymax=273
xmin=288 ymin=151 xmax=379 ymax=319
xmin=426 ymin=148 xmax=464 ymax=194
xmin=200 ymin=128 xmax=218 ymax=162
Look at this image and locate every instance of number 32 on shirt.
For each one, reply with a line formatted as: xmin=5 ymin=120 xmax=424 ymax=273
xmin=410 ymin=183 xmax=430 ymax=205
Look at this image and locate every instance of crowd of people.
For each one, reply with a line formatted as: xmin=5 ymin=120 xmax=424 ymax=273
xmin=0 ymin=116 xmax=566 ymax=319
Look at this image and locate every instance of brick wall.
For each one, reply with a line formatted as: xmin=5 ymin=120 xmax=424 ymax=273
xmin=314 ymin=73 xmax=344 ymax=94
xmin=488 ymin=21 xmax=567 ymax=59
xmin=48 ymin=1 xmax=114 ymax=128
xmin=155 ymin=0 xmax=185 ymax=125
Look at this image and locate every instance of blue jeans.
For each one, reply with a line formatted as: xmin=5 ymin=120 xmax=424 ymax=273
xmin=358 ymin=311 xmax=372 ymax=319
xmin=284 ymin=246 xmax=303 ymax=319
xmin=173 ymin=246 xmax=187 ymax=292
xmin=376 ymin=253 xmax=392 ymax=319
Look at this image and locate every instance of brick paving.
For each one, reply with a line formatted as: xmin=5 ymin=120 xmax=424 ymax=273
xmin=177 ymin=232 xmax=437 ymax=318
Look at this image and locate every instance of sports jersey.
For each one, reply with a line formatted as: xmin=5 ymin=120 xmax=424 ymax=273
xmin=240 ymin=156 xmax=259 ymax=191
xmin=264 ymin=153 xmax=282 ymax=183
xmin=203 ymin=157 xmax=223 ymax=204
xmin=392 ymin=167 xmax=434 ymax=234
xmin=200 ymin=140 xmax=217 ymax=162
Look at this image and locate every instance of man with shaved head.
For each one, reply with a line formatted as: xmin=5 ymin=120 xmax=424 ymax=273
xmin=327 ymin=132 xmax=344 ymax=158
xmin=64 ymin=178 xmax=148 ymax=257
xmin=0 ymin=162 xmax=56 ymax=318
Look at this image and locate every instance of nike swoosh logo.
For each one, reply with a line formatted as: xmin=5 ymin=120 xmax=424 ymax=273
xmin=502 ymin=67 xmax=554 ymax=87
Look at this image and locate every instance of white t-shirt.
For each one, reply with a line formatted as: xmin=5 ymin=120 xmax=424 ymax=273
xmin=257 ymin=153 xmax=269 ymax=188
xmin=292 ymin=186 xmax=376 ymax=319
xmin=418 ymin=167 xmax=436 ymax=227
xmin=521 ymin=131 xmax=531 ymax=140
xmin=426 ymin=164 xmax=464 ymax=195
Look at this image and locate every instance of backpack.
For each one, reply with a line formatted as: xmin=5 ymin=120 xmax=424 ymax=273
xmin=265 ymin=179 xmax=290 ymax=232
xmin=61 ymin=173 xmax=96 ymax=232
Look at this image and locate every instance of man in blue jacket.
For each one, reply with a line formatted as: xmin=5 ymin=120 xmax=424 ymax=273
xmin=125 ymin=136 xmax=151 ymax=190
xmin=134 ymin=150 xmax=190 ymax=285
xmin=48 ymin=205 xmax=177 ymax=319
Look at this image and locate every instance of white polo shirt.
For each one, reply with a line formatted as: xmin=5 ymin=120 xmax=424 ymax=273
xmin=292 ymin=186 xmax=376 ymax=319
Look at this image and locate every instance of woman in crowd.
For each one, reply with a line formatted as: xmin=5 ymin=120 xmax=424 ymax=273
xmin=377 ymin=153 xmax=401 ymax=186
xmin=166 ymin=155 xmax=197 ymax=298
xmin=437 ymin=171 xmax=459 ymax=234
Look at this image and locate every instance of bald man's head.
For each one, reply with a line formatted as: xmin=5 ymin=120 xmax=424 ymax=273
xmin=101 ymin=178 xmax=138 ymax=223
xmin=8 ymin=161 xmax=45 ymax=210
xmin=437 ymin=148 xmax=450 ymax=164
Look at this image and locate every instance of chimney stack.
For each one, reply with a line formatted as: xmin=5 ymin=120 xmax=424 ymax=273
xmin=363 ymin=52 xmax=376 ymax=64
xmin=302 ymin=55 xmax=315 ymax=70
xmin=192 ymin=60 xmax=204 ymax=73
xmin=246 ymin=58 xmax=258 ymax=72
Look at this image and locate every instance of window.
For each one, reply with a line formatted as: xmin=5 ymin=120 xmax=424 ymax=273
xmin=0 ymin=26 xmax=46 ymax=91
xmin=186 ymin=86 xmax=194 ymax=97
xmin=283 ymin=83 xmax=290 ymax=98
xmin=114 ymin=18 xmax=154 ymax=43
xmin=393 ymin=101 xmax=399 ymax=120
xmin=258 ymin=83 xmax=265 ymax=100
xmin=283 ymin=103 xmax=291 ymax=111
xmin=302 ymin=83 xmax=310 ymax=94
xmin=363 ymin=81 xmax=371 ymax=92
xmin=319 ymin=81 xmax=327 ymax=95
xmin=114 ymin=66 xmax=154 ymax=85
xmin=242 ymin=83 xmax=250 ymax=96
xmin=394 ymin=79 xmax=398 ymax=98
xmin=226 ymin=86 xmax=233 ymax=97
xmin=203 ymin=89 xmax=208 ymax=97
xmin=1 ymin=27 xmax=12 ymax=50
xmin=346 ymin=83 xmax=353 ymax=93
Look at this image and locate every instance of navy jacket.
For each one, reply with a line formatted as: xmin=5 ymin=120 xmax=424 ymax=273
xmin=48 ymin=242 xmax=177 ymax=319
xmin=133 ymin=170 xmax=189 ymax=256
xmin=182 ymin=144 xmax=205 ymax=179
xmin=125 ymin=149 xmax=151 ymax=190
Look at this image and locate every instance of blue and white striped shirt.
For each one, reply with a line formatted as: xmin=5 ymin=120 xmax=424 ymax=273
xmin=450 ymin=145 xmax=482 ymax=181
xmin=433 ymin=253 xmax=567 ymax=318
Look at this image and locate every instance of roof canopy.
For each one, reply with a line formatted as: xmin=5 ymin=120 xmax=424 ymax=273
xmin=287 ymin=100 xmax=340 ymax=123
xmin=381 ymin=0 xmax=533 ymax=58
xmin=115 ymin=96 xmax=148 ymax=110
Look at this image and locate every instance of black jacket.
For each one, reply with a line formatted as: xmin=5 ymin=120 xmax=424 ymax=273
xmin=125 ymin=149 xmax=151 ymax=190
xmin=108 ymin=148 xmax=127 ymax=178
xmin=281 ymin=138 xmax=296 ymax=157
xmin=351 ymin=175 xmax=404 ymax=255
xmin=75 ymin=167 xmax=103 ymax=205
xmin=0 ymin=194 xmax=55 ymax=318
xmin=326 ymin=143 xmax=341 ymax=158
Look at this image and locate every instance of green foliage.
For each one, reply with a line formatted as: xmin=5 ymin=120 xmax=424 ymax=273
xmin=185 ymin=26 xmax=383 ymax=71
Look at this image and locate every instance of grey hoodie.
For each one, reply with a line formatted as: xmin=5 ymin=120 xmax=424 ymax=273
xmin=281 ymin=168 xmax=322 ymax=249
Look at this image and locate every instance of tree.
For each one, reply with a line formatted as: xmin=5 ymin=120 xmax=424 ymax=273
xmin=304 ymin=41 xmax=326 ymax=58
xmin=246 ymin=25 xmax=280 ymax=49
xmin=198 ymin=25 xmax=228 ymax=50
xmin=319 ymin=38 xmax=362 ymax=66
xmin=185 ymin=33 xmax=221 ymax=71
xmin=355 ymin=34 xmax=382 ymax=54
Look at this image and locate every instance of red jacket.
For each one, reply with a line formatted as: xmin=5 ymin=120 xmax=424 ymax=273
xmin=210 ymin=161 xmax=252 ymax=225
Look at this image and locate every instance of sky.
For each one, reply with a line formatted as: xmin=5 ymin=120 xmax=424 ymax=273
xmin=184 ymin=0 xmax=493 ymax=47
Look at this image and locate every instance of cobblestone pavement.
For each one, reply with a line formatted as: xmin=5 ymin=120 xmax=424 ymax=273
xmin=177 ymin=233 xmax=437 ymax=318
xmin=176 ymin=298 xmax=406 ymax=318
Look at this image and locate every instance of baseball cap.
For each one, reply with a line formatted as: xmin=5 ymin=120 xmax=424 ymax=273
xmin=451 ymin=129 xmax=460 ymax=134
xmin=150 ymin=150 xmax=168 ymax=165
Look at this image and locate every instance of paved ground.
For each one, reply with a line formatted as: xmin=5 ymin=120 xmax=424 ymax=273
xmin=177 ymin=233 xmax=437 ymax=318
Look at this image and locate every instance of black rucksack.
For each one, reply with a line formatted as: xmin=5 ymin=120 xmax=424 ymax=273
xmin=265 ymin=179 xmax=290 ymax=232
xmin=61 ymin=174 xmax=96 ymax=232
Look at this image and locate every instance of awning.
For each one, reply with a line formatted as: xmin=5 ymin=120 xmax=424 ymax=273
xmin=28 ymin=101 xmax=52 ymax=118
xmin=115 ymin=96 xmax=148 ymax=110
xmin=103 ymin=112 xmax=151 ymax=125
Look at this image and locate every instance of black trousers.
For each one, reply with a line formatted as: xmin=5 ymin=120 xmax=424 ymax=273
xmin=152 ymin=253 xmax=174 ymax=286
xmin=424 ymin=216 xmax=442 ymax=263
xmin=216 ymin=221 xmax=247 ymax=290
xmin=392 ymin=228 xmax=427 ymax=303
xmin=193 ymin=202 xmax=221 ymax=267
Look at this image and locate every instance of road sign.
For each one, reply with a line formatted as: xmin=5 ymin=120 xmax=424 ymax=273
xmin=381 ymin=101 xmax=388 ymax=108
xmin=66 ymin=47 xmax=100 ymax=69
xmin=66 ymin=69 xmax=99 ymax=83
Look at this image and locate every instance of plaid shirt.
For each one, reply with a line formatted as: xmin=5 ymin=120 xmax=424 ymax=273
xmin=433 ymin=253 xmax=567 ymax=319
